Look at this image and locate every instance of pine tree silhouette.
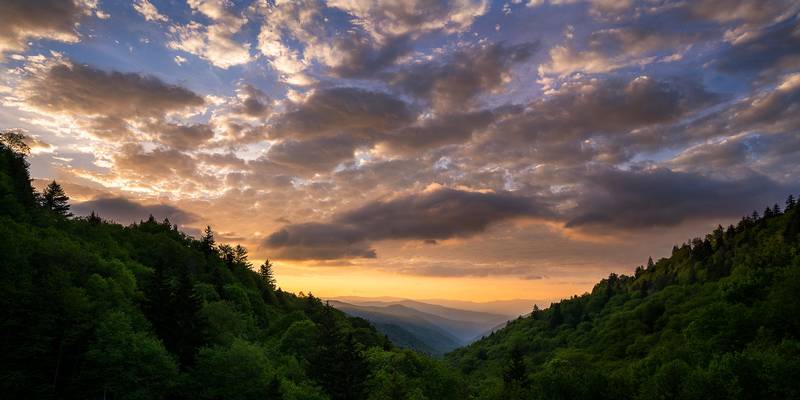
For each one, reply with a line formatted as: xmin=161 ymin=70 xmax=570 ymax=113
xmin=41 ymin=181 xmax=71 ymax=216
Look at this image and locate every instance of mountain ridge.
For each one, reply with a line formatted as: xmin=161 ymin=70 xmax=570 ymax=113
xmin=328 ymin=299 xmax=510 ymax=355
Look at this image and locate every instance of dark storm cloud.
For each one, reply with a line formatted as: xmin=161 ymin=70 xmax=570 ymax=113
xmin=716 ymin=16 xmax=800 ymax=77
xmin=23 ymin=62 xmax=204 ymax=120
xmin=391 ymin=42 xmax=538 ymax=110
xmin=668 ymin=138 xmax=754 ymax=172
xmin=663 ymin=73 xmax=800 ymax=149
xmin=149 ymin=122 xmax=215 ymax=150
xmin=0 ymin=0 xmax=97 ymax=55
xmin=336 ymin=187 xmax=548 ymax=239
xmin=685 ymin=0 xmax=797 ymax=25
xmin=534 ymin=76 xmax=718 ymax=134
xmin=734 ymin=74 xmax=800 ymax=130
xmin=267 ymin=135 xmax=362 ymax=173
xmin=113 ymin=144 xmax=201 ymax=183
xmin=73 ymin=196 xmax=198 ymax=226
xmin=477 ymin=76 xmax=720 ymax=165
xmin=269 ymin=87 xmax=415 ymax=139
xmin=233 ymin=84 xmax=272 ymax=118
xmin=541 ymin=23 xmax=708 ymax=76
xmin=263 ymin=187 xmax=549 ymax=260
xmin=378 ymin=109 xmax=505 ymax=153
xmin=668 ymin=131 xmax=800 ymax=181
xmin=263 ymin=223 xmax=377 ymax=260
xmin=566 ymin=167 xmax=788 ymax=230
xmin=331 ymin=34 xmax=412 ymax=78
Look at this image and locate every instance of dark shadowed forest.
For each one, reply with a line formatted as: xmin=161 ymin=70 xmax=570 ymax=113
xmin=3 ymin=131 xmax=800 ymax=399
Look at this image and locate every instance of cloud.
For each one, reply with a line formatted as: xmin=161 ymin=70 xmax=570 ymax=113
xmin=733 ymin=73 xmax=800 ymax=130
xmin=686 ymin=0 xmax=798 ymax=26
xmin=540 ymin=26 xmax=702 ymax=77
xmin=109 ymin=144 xmax=204 ymax=189
xmin=16 ymin=59 xmax=205 ymax=142
xmin=256 ymin=0 xmax=488 ymax=83
xmin=21 ymin=134 xmax=54 ymax=154
xmin=231 ymin=84 xmax=272 ymax=118
xmin=168 ymin=0 xmax=251 ymax=69
xmin=148 ymin=122 xmax=215 ymax=151
xmin=566 ymin=167 xmax=788 ymax=230
xmin=269 ymin=87 xmax=414 ymax=140
xmin=392 ymin=42 xmax=538 ymax=111
xmin=377 ymin=109 xmax=503 ymax=153
xmin=327 ymin=0 xmax=489 ymax=39
xmin=0 ymin=0 xmax=98 ymax=56
xmin=263 ymin=223 xmax=378 ymax=260
xmin=255 ymin=0 xmax=323 ymax=85
xmin=397 ymin=263 xmax=544 ymax=279
xmin=20 ymin=60 xmax=203 ymax=121
xmin=256 ymin=0 xmax=410 ymax=83
xmin=668 ymin=131 xmax=800 ymax=182
xmin=329 ymin=34 xmax=413 ymax=78
xmin=479 ymin=75 xmax=719 ymax=165
xmin=133 ymin=0 xmax=168 ymax=22
xmin=267 ymin=135 xmax=361 ymax=174
xmin=715 ymin=16 xmax=800 ymax=78
xmin=72 ymin=196 xmax=198 ymax=226
xmin=669 ymin=72 xmax=800 ymax=147
xmin=263 ymin=187 xmax=549 ymax=259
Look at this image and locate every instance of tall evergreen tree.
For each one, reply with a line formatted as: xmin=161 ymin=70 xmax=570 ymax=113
xmin=218 ymin=244 xmax=235 ymax=268
xmin=233 ymin=245 xmax=250 ymax=267
xmin=200 ymin=225 xmax=215 ymax=254
xmin=145 ymin=267 xmax=205 ymax=368
xmin=502 ymin=346 xmax=529 ymax=399
xmin=311 ymin=306 xmax=368 ymax=400
xmin=259 ymin=260 xmax=277 ymax=291
xmin=88 ymin=211 xmax=102 ymax=225
xmin=549 ymin=303 xmax=563 ymax=328
xmin=41 ymin=180 xmax=71 ymax=216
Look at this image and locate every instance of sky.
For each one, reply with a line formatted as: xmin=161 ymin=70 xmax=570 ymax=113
xmin=1 ymin=0 xmax=799 ymax=302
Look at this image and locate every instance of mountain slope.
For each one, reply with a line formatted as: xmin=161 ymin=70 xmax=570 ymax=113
xmin=331 ymin=298 xmax=510 ymax=343
xmin=447 ymin=199 xmax=800 ymax=399
xmin=0 ymin=137 xmax=467 ymax=400
xmin=335 ymin=297 xmax=512 ymax=323
xmin=329 ymin=300 xmax=463 ymax=355
xmin=334 ymin=295 xmax=542 ymax=317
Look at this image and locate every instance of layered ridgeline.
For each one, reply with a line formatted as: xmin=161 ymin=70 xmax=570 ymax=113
xmin=328 ymin=299 xmax=511 ymax=356
xmin=0 ymin=134 xmax=464 ymax=399
xmin=4 ymin=130 xmax=800 ymax=400
xmin=448 ymin=194 xmax=800 ymax=398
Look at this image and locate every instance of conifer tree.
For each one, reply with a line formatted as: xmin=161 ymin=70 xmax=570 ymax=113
xmin=259 ymin=260 xmax=277 ymax=291
xmin=200 ymin=225 xmax=215 ymax=254
xmin=234 ymin=245 xmax=250 ymax=267
xmin=41 ymin=180 xmax=71 ymax=216
xmin=88 ymin=211 xmax=101 ymax=225
xmin=502 ymin=346 xmax=529 ymax=398
xmin=218 ymin=244 xmax=235 ymax=268
xmin=549 ymin=303 xmax=563 ymax=328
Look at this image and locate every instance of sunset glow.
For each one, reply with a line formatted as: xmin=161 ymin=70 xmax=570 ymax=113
xmin=3 ymin=0 xmax=798 ymax=303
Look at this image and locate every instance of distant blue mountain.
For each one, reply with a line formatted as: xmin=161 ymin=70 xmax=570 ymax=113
xmin=328 ymin=299 xmax=511 ymax=356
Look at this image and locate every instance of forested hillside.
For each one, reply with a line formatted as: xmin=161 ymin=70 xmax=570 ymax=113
xmin=448 ymin=190 xmax=800 ymax=399
xmin=4 ymin=129 xmax=800 ymax=400
xmin=0 ymin=133 xmax=463 ymax=399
